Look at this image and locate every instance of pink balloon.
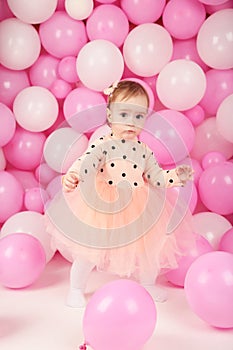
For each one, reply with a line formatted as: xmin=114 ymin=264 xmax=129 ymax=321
xmin=46 ymin=175 xmax=63 ymax=198
xmin=184 ymin=251 xmax=233 ymax=328
xmin=166 ymin=235 xmax=213 ymax=287
xmin=198 ymin=162 xmax=233 ymax=215
xmin=202 ymin=151 xmax=226 ymax=169
xmin=198 ymin=0 xmax=230 ymax=5
xmin=200 ymin=69 xmax=233 ymax=116
xmin=192 ymin=211 xmax=232 ymax=249
xmin=3 ymin=127 xmax=46 ymax=170
xmin=197 ymin=9 xmax=233 ymax=69
xmin=29 ymin=54 xmax=60 ymax=88
xmin=8 ymin=169 xmax=39 ymax=190
xmin=0 ymin=18 xmax=41 ymax=70
xmin=0 ymin=103 xmax=16 ymax=147
xmin=0 ymin=66 xmax=30 ymax=107
xmin=0 ymin=233 xmax=46 ymax=288
xmin=191 ymin=117 xmax=233 ymax=161
xmin=184 ymin=105 xmax=205 ymax=126
xmin=219 ymin=228 xmax=233 ymax=253
xmin=123 ymin=23 xmax=173 ymax=77
xmin=63 ymin=87 xmax=107 ymax=133
xmin=156 ymin=59 xmax=206 ymax=111
xmin=169 ymin=180 xmax=198 ymax=214
xmin=163 ymin=0 xmax=206 ymax=40
xmin=50 ymin=79 xmax=72 ymax=99
xmin=0 ymin=0 xmax=13 ymax=21
xmin=0 ymin=149 xmax=6 ymax=171
xmin=83 ymin=280 xmax=157 ymax=350
xmin=121 ymin=0 xmax=166 ymax=25
xmin=24 ymin=187 xmax=49 ymax=213
xmin=172 ymin=38 xmax=208 ymax=72
xmin=35 ymin=162 xmax=58 ymax=187
xmin=205 ymin=0 xmax=233 ymax=14
xmin=0 ymin=171 xmax=24 ymax=223
xmin=190 ymin=158 xmax=203 ymax=186
xmin=216 ymin=93 xmax=233 ymax=143
xmin=86 ymin=4 xmax=129 ymax=47
xmin=58 ymin=56 xmax=79 ymax=83
xmin=39 ymin=11 xmax=88 ymax=58
xmin=139 ymin=109 xmax=195 ymax=164
xmin=76 ymin=39 xmax=124 ymax=91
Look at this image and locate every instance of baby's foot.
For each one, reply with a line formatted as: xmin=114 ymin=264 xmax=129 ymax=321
xmin=143 ymin=284 xmax=168 ymax=303
xmin=66 ymin=288 xmax=86 ymax=308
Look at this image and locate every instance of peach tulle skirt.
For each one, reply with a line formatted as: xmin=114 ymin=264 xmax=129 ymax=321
xmin=45 ymin=178 xmax=196 ymax=281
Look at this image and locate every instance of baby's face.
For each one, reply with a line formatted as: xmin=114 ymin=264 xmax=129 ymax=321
xmin=109 ymin=94 xmax=148 ymax=140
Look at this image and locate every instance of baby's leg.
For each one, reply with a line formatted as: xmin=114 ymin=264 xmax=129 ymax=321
xmin=140 ymin=273 xmax=168 ymax=303
xmin=66 ymin=259 xmax=95 ymax=308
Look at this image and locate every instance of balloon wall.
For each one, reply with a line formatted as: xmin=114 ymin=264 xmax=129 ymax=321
xmin=0 ymin=0 xmax=233 ymax=330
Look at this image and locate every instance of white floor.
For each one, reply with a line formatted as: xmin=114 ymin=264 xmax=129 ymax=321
xmin=1 ymin=252 xmax=232 ymax=350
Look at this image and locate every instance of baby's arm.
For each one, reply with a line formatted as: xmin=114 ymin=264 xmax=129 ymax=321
xmin=144 ymin=147 xmax=193 ymax=188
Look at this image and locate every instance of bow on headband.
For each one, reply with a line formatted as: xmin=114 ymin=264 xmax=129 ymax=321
xmin=103 ymin=80 xmax=119 ymax=96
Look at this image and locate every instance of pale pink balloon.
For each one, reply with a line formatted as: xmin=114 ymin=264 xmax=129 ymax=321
xmin=198 ymin=162 xmax=233 ymax=215
xmin=139 ymin=109 xmax=195 ymax=164
xmin=123 ymin=23 xmax=173 ymax=77
xmin=219 ymin=228 xmax=233 ymax=253
xmin=58 ymin=56 xmax=79 ymax=83
xmin=172 ymin=38 xmax=208 ymax=72
xmin=1 ymin=210 xmax=55 ymax=262
xmin=163 ymin=0 xmax=206 ymax=40
xmin=198 ymin=0 xmax=229 ymax=4
xmin=43 ymin=127 xmax=88 ymax=173
xmin=0 ymin=233 xmax=46 ymax=289
xmin=88 ymin=124 xmax=111 ymax=143
xmin=0 ymin=66 xmax=30 ymax=107
xmin=35 ymin=162 xmax=58 ymax=187
xmin=0 ymin=103 xmax=16 ymax=147
xmin=86 ymin=4 xmax=129 ymax=47
xmin=0 ymin=18 xmax=41 ymax=70
xmin=4 ymin=127 xmax=46 ymax=170
xmin=184 ymin=105 xmax=205 ymax=126
xmin=0 ymin=171 xmax=24 ymax=223
xmin=39 ymin=11 xmax=88 ymax=58
xmin=76 ymin=39 xmax=124 ymax=91
xmin=184 ymin=251 xmax=233 ymax=328
xmin=205 ymin=0 xmax=233 ymax=14
xmin=46 ymin=175 xmax=63 ymax=198
xmin=156 ymin=59 xmax=206 ymax=111
xmin=29 ymin=54 xmax=60 ymax=88
xmin=13 ymin=86 xmax=59 ymax=132
xmin=202 ymin=151 xmax=226 ymax=169
xmin=120 ymin=0 xmax=165 ymax=25
xmin=200 ymin=69 xmax=233 ymax=116
xmin=190 ymin=158 xmax=203 ymax=186
xmin=169 ymin=181 xmax=198 ymax=214
xmin=216 ymin=94 xmax=233 ymax=143
xmin=197 ymin=9 xmax=233 ymax=69
xmin=166 ymin=235 xmax=213 ymax=287
xmin=7 ymin=0 xmax=57 ymax=24
xmin=193 ymin=212 xmax=232 ymax=249
xmin=50 ymin=79 xmax=72 ymax=100
xmin=63 ymin=87 xmax=107 ymax=133
xmin=24 ymin=187 xmax=49 ymax=213
xmin=191 ymin=117 xmax=233 ymax=161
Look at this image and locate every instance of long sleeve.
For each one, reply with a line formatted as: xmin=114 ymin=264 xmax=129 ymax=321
xmin=67 ymin=138 xmax=106 ymax=181
xmin=143 ymin=145 xmax=184 ymax=188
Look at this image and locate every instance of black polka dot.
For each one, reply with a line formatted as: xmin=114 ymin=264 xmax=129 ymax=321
xmin=121 ymin=139 xmax=125 ymax=143
xmin=147 ymin=174 xmax=150 ymax=179
xmin=86 ymin=152 xmax=90 ymax=154
xmin=111 ymin=133 xmax=113 ymax=136
xmin=166 ymin=170 xmax=170 ymax=173
xmin=108 ymin=180 xmax=113 ymax=185
xmin=85 ymin=169 xmax=88 ymax=174
xmin=100 ymin=168 xmax=104 ymax=172
xmin=157 ymin=181 xmax=160 ymax=186
xmin=91 ymin=144 xmax=95 ymax=148
xmin=122 ymin=173 xmax=126 ymax=177
xmin=134 ymin=182 xmax=138 ymax=186
xmin=123 ymin=155 xmax=127 ymax=159
xmin=111 ymin=163 xmax=115 ymax=167
xmin=142 ymin=154 xmax=145 ymax=158
xmin=100 ymin=137 xmax=103 ymax=140
xmin=138 ymin=141 xmax=141 ymax=144
xmin=132 ymin=147 xmax=136 ymax=151
xmin=133 ymin=164 xmax=137 ymax=169
xmin=112 ymin=146 xmax=116 ymax=150
xmin=103 ymin=150 xmax=107 ymax=155
xmin=169 ymin=179 xmax=174 ymax=183
xmin=93 ymin=163 xmax=95 ymax=168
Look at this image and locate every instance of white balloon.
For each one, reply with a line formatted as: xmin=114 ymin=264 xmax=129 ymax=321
xmin=1 ymin=211 xmax=55 ymax=262
xmin=7 ymin=0 xmax=57 ymax=24
xmin=65 ymin=0 xmax=94 ymax=20
xmin=216 ymin=93 xmax=233 ymax=143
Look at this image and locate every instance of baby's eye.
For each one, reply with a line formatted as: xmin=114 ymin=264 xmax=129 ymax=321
xmin=135 ymin=114 xmax=144 ymax=119
xmin=120 ymin=112 xmax=128 ymax=118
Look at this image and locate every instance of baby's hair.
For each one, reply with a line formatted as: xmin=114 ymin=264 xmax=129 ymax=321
xmin=107 ymin=80 xmax=149 ymax=109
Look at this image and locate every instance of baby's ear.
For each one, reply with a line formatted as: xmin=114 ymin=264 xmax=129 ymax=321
xmin=106 ymin=107 xmax=111 ymax=122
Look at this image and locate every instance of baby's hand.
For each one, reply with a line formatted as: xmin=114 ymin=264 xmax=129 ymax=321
xmin=62 ymin=172 xmax=79 ymax=192
xmin=176 ymin=165 xmax=194 ymax=185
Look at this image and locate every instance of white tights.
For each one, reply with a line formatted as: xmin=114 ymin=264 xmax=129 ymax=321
xmin=66 ymin=259 xmax=167 ymax=308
